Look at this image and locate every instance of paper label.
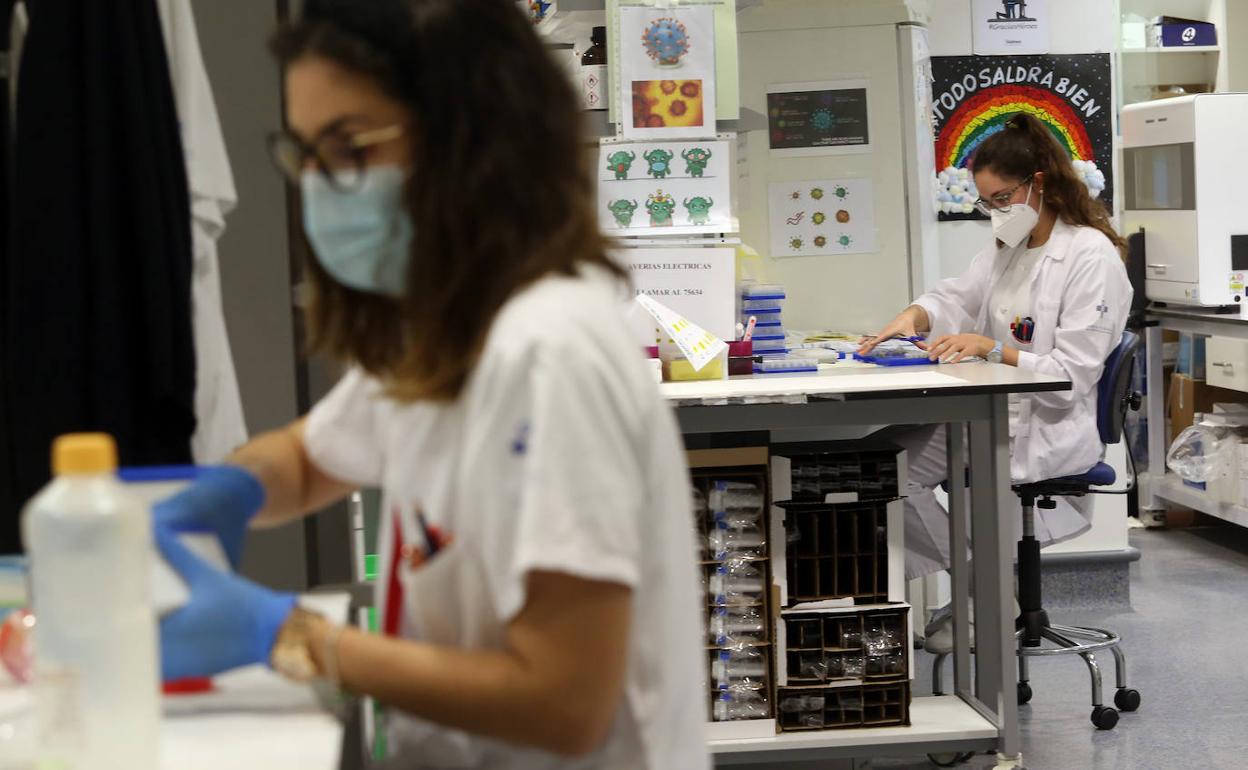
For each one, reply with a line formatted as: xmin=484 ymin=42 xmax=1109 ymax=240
xmin=636 ymin=294 xmax=727 ymax=371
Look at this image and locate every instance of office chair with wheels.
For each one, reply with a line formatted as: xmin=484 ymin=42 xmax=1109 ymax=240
xmin=933 ymin=330 xmax=1143 ymax=731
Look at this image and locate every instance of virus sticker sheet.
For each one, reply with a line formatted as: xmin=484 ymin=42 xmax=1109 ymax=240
xmin=598 ymin=140 xmax=733 ymax=236
xmin=618 ymin=5 xmax=717 ymax=140
xmin=767 ymin=179 xmax=877 ymax=258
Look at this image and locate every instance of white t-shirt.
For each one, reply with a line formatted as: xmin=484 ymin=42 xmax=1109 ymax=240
xmin=988 ymin=244 xmax=1045 ymax=432
xmin=987 ymin=244 xmax=1044 ymax=351
xmin=304 ymin=270 xmax=710 ymax=770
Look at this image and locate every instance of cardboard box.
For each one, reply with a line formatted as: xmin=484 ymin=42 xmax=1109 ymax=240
xmin=1177 ymin=333 xmax=1207 ymax=380
xmin=1238 ymin=444 xmax=1248 ymax=508
xmin=1167 ymin=373 xmax=1248 ymax=446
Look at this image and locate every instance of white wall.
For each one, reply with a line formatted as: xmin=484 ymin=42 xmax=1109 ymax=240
xmin=737 ymin=5 xmax=915 ymax=333
xmin=927 ymin=0 xmax=1119 ymax=281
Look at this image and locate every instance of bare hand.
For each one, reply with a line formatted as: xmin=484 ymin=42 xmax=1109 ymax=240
xmin=920 ymin=334 xmax=994 ymax=364
xmin=859 ymin=313 xmax=919 ymax=356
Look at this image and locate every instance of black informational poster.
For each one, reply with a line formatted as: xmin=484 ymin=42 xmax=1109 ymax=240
xmin=767 ymin=83 xmax=870 ymax=153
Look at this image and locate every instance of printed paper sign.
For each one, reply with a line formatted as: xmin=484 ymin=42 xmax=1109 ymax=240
xmin=618 ymin=247 xmax=735 ymax=345
xmin=768 ymin=179 xmax=877 ymax=258
xmin=598 ymin=140 xmax=732 ymax=235
xmin=973 ymin=0 xmax=1049 ymax=55
xmin=636 ymin=294 xmax=727 ymax=372
xmin=766 ymin=80 xmax=871 ymax=157
xmin=619 ymin=5 xmax=717 ymax=140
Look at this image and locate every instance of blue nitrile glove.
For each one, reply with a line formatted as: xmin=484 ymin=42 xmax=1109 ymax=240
xmin=153 ymin=465 xmax=265 ymax=569
xmin=155 ymin=525 xmax=298 ymax=681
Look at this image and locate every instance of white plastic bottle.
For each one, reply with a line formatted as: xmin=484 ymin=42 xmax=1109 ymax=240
xmin=22 ymin=433 xmax=159 ymax=770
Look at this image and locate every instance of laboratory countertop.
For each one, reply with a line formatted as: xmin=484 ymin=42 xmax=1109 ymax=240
xmin=157 ymin=591 xmax=351 ymax=769
xmin=1148 ymin=304 xmax=1248 ymax=325
xmin=162 ymin=665 xmax=342 ymax=770
xmin=660 ymin=361 xmax=1070 ymax=406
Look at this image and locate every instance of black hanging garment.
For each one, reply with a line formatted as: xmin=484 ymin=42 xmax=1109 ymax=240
xmin=1 ymin=0 xmax=196 ymax=552
xmin=0 ymin=0 xmax=19 ymax=552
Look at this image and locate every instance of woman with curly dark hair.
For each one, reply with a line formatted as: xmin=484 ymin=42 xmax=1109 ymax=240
xmin=151 ymin=2 xmax=709 ymax=767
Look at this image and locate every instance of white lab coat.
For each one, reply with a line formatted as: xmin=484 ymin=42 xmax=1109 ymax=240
xmin=157 ymin=0 xmax=249 ymax=462
xmin=901 ymin=218 xmax=1132 ymax=577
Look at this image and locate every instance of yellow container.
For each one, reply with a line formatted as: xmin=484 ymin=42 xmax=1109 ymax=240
xmin=662 ymin=345 xmax=729 ymax=382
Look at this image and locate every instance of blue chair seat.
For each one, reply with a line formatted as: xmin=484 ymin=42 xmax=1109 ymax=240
xmin=1015 ymin=461 xmax=1116 ymax=498
xmin=1052 ymin=462 xmax=1116 ymax=488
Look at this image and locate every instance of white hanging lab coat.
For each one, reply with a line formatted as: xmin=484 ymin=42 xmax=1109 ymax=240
xmin=157 ymin=0 xmax=249 ymax=462
xmin=901 ymin=219 xmax=1132 ymax=576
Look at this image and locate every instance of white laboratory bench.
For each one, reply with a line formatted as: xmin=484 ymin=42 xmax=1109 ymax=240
xmin=162 ymin=666 xmax=342 ymax=770
xmin=664 ymin=361 xmax=1071 ymax=767
xmin=159 ymin=591 xmax=348 ymax=769
xmin=1141 ymin=306 xmax=1248 ymax=525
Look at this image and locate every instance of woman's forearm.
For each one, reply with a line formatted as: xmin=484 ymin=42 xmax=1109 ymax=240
xmin=307 ymin=572 xmax=631 ymax=758
xmin=229 ymin=419 xmax=354 ymax=529
xmin=906 ymin=304 xmax=931 ymax=333
xmin=318 ymin=626 xmax=601 ymax=756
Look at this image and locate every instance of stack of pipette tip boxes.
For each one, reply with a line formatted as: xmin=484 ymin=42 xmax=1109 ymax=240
xmin=740 ymin=284 xmax=787 ymax=357
xmin=739 ymin=284 xmax=818 ymax=375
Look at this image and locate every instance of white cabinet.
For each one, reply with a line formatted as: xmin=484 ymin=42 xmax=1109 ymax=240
xmin=1206 ymin=336 xmax=1248 ymax=392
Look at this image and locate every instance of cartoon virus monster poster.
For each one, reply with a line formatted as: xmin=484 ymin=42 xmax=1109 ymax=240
xmin=619 ymin=5 xmax=717 ymax=140
xmin=598 ymin=140 xmax=733 ymax=236
xmin=768 ymin=179 xmax=877 ymax=258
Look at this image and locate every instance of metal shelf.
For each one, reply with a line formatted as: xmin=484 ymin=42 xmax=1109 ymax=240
xmin=1122 ymin=46 xmax=1221 ymax=54
xmin=583 ymin=108 xmax=767 ymax=140
xmin=1152 ymin=472 xmax=1248 ymax=528
xmin=709 ymin=696 xmax=997 ymax=765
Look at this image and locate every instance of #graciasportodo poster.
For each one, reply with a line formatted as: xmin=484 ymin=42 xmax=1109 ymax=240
xmin=618 ymin=5 xmax=718 ymax=140
xmin=931 ymin=54 xmax=1112 ymax=221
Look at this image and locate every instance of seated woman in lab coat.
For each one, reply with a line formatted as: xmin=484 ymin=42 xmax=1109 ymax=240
xmin=859 ymin=112 xmax=1132 ymax=647
xmin=151 ymin=1 xmax=710 ymax=768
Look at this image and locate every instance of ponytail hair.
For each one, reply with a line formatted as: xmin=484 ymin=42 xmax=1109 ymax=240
xmin=972 ymin=112 xmax=1125 ymax=254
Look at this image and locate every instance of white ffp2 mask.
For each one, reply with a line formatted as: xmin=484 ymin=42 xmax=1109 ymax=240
xmin=990 ymin=183 xmax=1040 ymax=249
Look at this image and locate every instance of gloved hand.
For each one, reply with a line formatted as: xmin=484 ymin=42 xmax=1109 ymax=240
xmin=154 ymin=465 xmax=265 ymax=569
xmin=155 ymin=525 xmax=297 ymax=682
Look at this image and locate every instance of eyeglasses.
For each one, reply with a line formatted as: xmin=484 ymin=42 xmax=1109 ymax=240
xmin=266 ymin=124 xmax=405 ymax=191
xmin=973 ymin=176 xmax=1034 ymax=216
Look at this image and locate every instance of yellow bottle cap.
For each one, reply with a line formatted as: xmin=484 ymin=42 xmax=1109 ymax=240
xmin=52 ymin=433 xmax=119 ymax=475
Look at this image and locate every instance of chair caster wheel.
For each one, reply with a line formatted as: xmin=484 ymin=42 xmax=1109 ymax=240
xmin=1091 ymin=706 xmax=1119 ymax=730
xmin=1114 ymin=687 xmax=1141 ymax=712
xmin=1017 ymin=682 xmax=1033 ymax=705
xmin=928 ymin=751 xmax=976 ymax=767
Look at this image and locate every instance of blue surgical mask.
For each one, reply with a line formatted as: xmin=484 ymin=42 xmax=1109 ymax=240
xmin=301 ymin=165 xmax=413 ymax=296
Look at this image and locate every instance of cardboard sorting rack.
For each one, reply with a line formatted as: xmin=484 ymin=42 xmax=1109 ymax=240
xmin=770 ymin=442 xmax=907 ymax=608
xmin=776 ymin=606 xmax=914 ymax=733
xmin=777 ymin=681 xmax=911 ymax=731
xmin=771 ymin=442 xmax=908 ymax=505
xmin=688 ymin=447 xmax=778 ymax=739
xmin=776 ymin=605 xmax=912 ymax=688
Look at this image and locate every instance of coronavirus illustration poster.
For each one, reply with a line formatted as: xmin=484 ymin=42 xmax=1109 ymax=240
xmin=598 ymin=140 xmax=733 ymax=236
xmin=619 ymin=5 xmax=717 ymax=140
xmin=768 ymin=179 xmax=877 ymax=258
xmin=766 ymin=80 xmax=871 ymax=157
xmin=930 ymin=54 xmax=1112 ymax=221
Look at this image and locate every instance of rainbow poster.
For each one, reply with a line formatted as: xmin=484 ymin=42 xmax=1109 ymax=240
xmin=930 ymin=54 xmax=1113 ymax=221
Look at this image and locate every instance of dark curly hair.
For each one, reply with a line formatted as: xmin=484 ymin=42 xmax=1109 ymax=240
xmin=272 ymin=0 xmax=622 ymax=401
